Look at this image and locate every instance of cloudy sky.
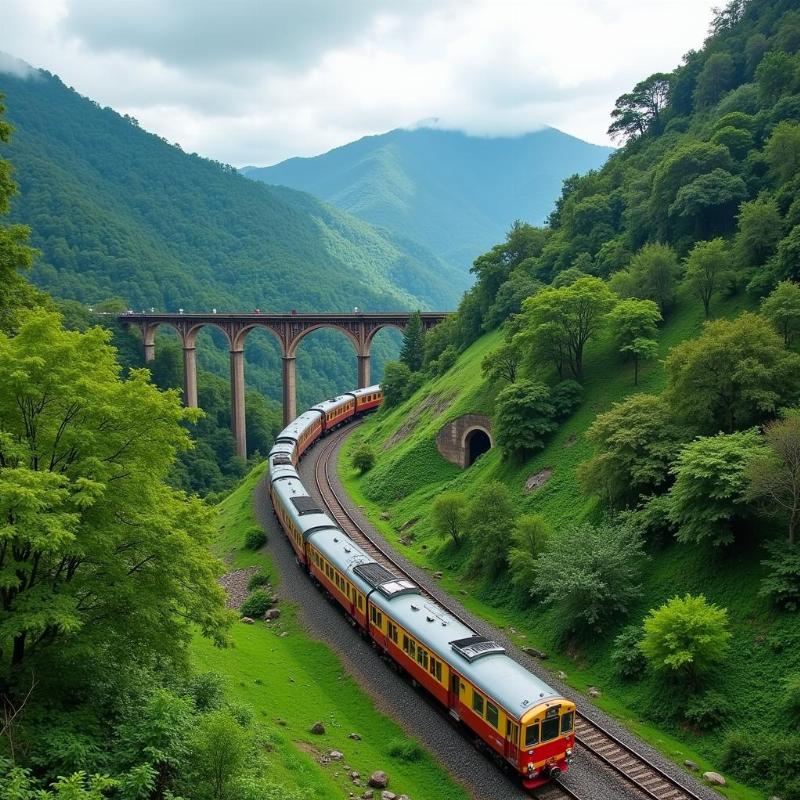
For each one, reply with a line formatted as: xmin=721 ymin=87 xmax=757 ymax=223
xmin=0 ymin=0 xmax=712 ymax=167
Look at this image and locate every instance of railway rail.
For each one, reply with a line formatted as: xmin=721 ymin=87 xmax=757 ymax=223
xmin=310 ymin=424 xmax=710 ymax=800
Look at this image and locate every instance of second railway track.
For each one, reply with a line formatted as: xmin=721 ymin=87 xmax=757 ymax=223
xmin=309 ymin=423 xmax=713 ymax=800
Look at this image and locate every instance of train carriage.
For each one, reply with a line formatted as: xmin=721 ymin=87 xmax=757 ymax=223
xmin=313 ymin=394 xmax=357 ymax=433
xmin=275 ymin=409 xmax=324 ymax=458
xmin=270 ymin=476 xmax=335 ymax=565
xmin=347 ymin=385 xmax=384 ymax=415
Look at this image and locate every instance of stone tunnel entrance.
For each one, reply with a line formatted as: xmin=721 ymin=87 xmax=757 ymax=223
xmin=436 ymin=413 xmax=493 ymax=468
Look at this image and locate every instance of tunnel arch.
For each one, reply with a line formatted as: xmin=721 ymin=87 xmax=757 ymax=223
xmin=463 ymin=426 xmax=492 ymax=467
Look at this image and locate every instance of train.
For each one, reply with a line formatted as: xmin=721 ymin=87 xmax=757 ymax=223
xmin=266 ymin=385 xmax=575 ymax=790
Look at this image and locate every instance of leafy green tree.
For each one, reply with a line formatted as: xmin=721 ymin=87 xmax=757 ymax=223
xmin=549 ymin=379 xmax=583 ymax=419
xmin=580 ymin=394 xmax=683 ymax=508
xmin=611 ymin=625 xmax=647 ymax=680
xmin=667 ymin=429 xmax=765 ymax=546
xmin=693 ymin=52 xmax=735 ymax=107
xmin=711 ymin=125 xmax=754 ymax=159
xmin=518 ymin=276 xmax=616 ymax=379
xmin=399 ymin=311 xmax=425 ymax=372
xmin=776 ymin=225 xmax=800 ymax=282
xmin=481 ymin=340 xmax=519 ymax=383
xmin=188 ymin=710 xmax=249 ymax=800
xmin=532 ymin=522 xmax=645 ymax=634
xmin=762 ymin=281 xmax=800 ymax=347
xmin=765 ymin=121 xmax=800 ymax=184
xmin=0 ymin=311 xmax=230 ymax=676
xmin=735 ymin=195 xmax=783 ymax=269
xmin=608 ymin=298 xmax=661 ymax=383
xmin=607 ymin=73 xmax=672 ymax=142
xmin=609 ymin=243 xmax=681 ymax=315
xmin=664 ymin=313 xmax=800 ymax=433
xmin=464 ymin=481 xmax=515 ymax=578
xmin=431 ymin=491 xmax=467 ymax=546
xmin=494 ymin=380 xmax=557 ymax=460
xmin=381 ymin=360 xmax=421 ymax=407
xmin=508 ymin=514 xmax=551 ymax=593
xmin=745 ymin=414 xmax=800 ymax=545
xmin=668 ymin=169 xmax=747 ymax=238
xmin=684 ymin=238 xmax=732 ymax=318
xmin=759 ymin=539 xmax=800 ymax=611
xmin=756 ymin=51 xmax=797 ymax=103
xmin=640 ymin=594 xmax=732 ymax=686
xmin=351 ymin=443 xmax=376 ymax=474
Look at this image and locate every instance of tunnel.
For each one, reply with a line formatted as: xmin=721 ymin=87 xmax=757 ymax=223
xmin=465 ymin=427 xmax=492 ymax=467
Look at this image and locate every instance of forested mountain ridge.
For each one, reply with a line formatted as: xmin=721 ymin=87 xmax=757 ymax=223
xmin=242 ymin=126 xmax=614 ymax=272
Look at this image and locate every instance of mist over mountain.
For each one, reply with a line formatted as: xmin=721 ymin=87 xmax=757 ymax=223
xmin=243 ymin=126 xmax=614 ymax=271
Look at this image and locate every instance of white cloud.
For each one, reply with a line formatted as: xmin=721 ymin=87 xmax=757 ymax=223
xmin=0 ymin=0 xmax=713 ymax=166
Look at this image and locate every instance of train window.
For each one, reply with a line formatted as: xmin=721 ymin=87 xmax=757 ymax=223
xmin=357 ymin=595 xmax=363 ymax=610
xmin=486 ymin=702 xmax=499 ymax=728
xmin=561 ymin=712 xmax=574 ymax=734
xmin=434 ymin=660 xmax=442 ymax=682
xmin=409 ymin=639 xmax=416 ymax=659
xmin=472 ymin=691 xmax=484 ymax=716
xmin=525 ymin=723 xmax=540 ymax=747
xmin=417 ymin=649 xmax=428 ymax=669
xmin=402 ymin=635 xmax=409 ymax=654
xmin=541 ymin=717 xmax=560 ymax=742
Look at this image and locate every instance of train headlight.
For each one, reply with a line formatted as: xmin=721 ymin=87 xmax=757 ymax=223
xmin=566 ymin=748 xmax=573 ymax=758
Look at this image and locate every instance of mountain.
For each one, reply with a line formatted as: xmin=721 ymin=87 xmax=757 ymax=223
xmin=242 ymin=126 xmax=614 ymax=271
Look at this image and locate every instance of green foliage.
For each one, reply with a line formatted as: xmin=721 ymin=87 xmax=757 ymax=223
xmin=351 ymin=443 xmax=376 ymax=474
xmin=532 ymin=521 xmax=645 ymax=635
xmin=481 ymin=340 xmax=519 ymax=384
xmin=508 ymin=514 xmax=552 ymax=594
xmin=494 ymin=380 xmax=557 ymax=460
xmin=244 ymin=528 xmax=267 ymax=551
xmin=431 ymin=491 xmax=467 ymax=546
xmin=386 ymin=738 xmax=424 ymax=763
xmin=765 ymin=121 xmax=800 ymax=183
xmin=381 ymin=361 xmax=423 ymax=408
xmin=684 ymin=238 xmax=732 ymax=318
xmin=609 ymin=243 xmax=681 ymax=315
xmin=736 ymin=195 xmax=783 ymax=270
xmin=759 ymin=538 xmax=800 ymax=611
xmin=608 ymin=72 xmax=672 ymax=142
xmin=611 ymin=625 xmax=647 ymax=680
xmin=722 ymin=732 xmax=800 ymax=800
xmin=694 ymin=52 xmax=736 ymax=107
xmin=664 ymin=312 xmax=800 ymax=433
xmin=761 ymin=279 xmax=800 ymax=345
xmin=549 ymin=379 xmax=583 ymax=419
xmin=239 ymin=590 xmax=272 ymax=619
xmin=400 ymin=311 xmax=425 ymax=372
xmin=683 ymin=690 xmax=731 ymax=729
xmin=464 ymin=481 xmax=515 ymax=579
xmin=641 ymin=594 xmax=731 ymax=685
xmin=608 ymin=298 xmax=662 ymax=383
xmin=784 ymin=673 xmax=800 ymax=721
xmin=188 ymin=709 xmax=249 ymax=800
xmin=667 ymin=429 xmax=765 ymax=546
xmin=246 ymin=570 xmax=271 ymax=592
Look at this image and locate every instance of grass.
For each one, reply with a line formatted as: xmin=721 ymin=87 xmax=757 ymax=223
xmin=338 ymin=290 xmax=787 ymax=800
xmin=191 ymin=462 xmax=470 ymax=800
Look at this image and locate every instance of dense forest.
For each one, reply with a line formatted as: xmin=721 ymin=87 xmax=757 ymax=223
xmin=348 ymin=2 xmax=800 ymax=798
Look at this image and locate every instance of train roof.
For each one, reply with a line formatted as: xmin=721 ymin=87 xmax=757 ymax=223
xmin=272 ymin=477 xmax=338 ymax=539
xmin=308 ymin=527 xmax=374 ymax=583
xmin=312 ymin=394 xmax=355 ymax=413
xmin=268 ymin=460 xmax=299 ymax=483
xmin=370 ymin=589 xmax=560 ymax=719
xmin=348 ymin=385 xmax=382 ymax=398
xmin=276 ymin=410 xmax=323 ymax=442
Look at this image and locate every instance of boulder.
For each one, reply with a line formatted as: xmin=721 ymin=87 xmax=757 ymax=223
xmin=329 ymin=750 xmax=344 ymax=761
xmin=362 ymin=793 xmax=374 ymax=800
xmin=240 ymin=616 xmax=254 ymax=624
xmin=380 ymin=793 xmax=396 ymax=800
xmin=368 ymin=771 xmax=389 ymax=789
xmin=523 ymin=647 xmax=548 ymax=660
xmin=350 ymin=771 xmax=360 ymax=781
xmin=558 ymin=671 xmax=568 ymax=681
xmin=264 ymin=608 xmax=281 ymax=621
xmin=703 ymin=772 xmax=726 ymax=786
xmin=310 ymin=721 xmax=326 ymax=735
xmin=348 ymin=732 xmax=362 ymax=740
xmin=433 ymin=571 xmax=443 ymax=580
xmin=684 ymin=759 xmax=698 ymax=771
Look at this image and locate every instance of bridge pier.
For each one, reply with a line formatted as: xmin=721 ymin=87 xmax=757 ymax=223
xmin=357 ymin=353 xmax=371 ymax=389
xmin=230 ymin=348 xmax=247 ymax=459
xmin=282 ymin=356 xmax=297 ymax=427
xmin=183 ymin=345 xmax=198 ymax=408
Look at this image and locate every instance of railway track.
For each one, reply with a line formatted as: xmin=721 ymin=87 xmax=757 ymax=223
xmin=309 ymin=424 xmax=709 ymax=800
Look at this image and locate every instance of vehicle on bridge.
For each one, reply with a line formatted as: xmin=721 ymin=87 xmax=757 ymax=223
xmin=266 ymin=384 xmax=575 ymax=790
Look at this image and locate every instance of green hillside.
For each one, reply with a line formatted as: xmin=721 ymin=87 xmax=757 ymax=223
xmin=243 ymin=126 xmax=614 ymax=272
xmin=340 ymin=2 xmax=800 ymax=798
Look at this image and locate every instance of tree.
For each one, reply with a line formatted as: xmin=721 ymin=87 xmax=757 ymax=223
xmin=668 ymin=169 xmax=747 ymax=238
xmin=381 ymin=361 xmax=421 ymax=407
xmin=759 ymin=539 xmax=800 ymax=611
xmin=608 ymin=298 xmax=661 ymax=384
xmin=481 ymin=340 xmax=520 ymax=383
xmin=431 ymin=491 xmax=467 ymax=546
xmin=350 ymin=443 xmax=376 ymax=474
xmin=518 ymin=277 xmax=616 ymax=379
xmin=693 ymin=52 xmax=735 ymax=107
xmin=735 ymin=195 xmax=783 ymax=269
xmin=667 ymin=429 xmax=765 ymax=546
xmin=745 ymin=414 xmax=800 ymax=545
xmin=765 ymin=122 xmax=800 ymax=184
xmin=610 ymin=243 xmax=681 ymax=315
xmin=664 ymin=313 xmax=800 ymax=434
xmin=189 ymin=710 xmax=249 ymax=800
xmin=464 ymin=481 xmax=515 ymax=578
xmin=0 ymin=310 xmax=230 ymax=676
xmin=399 ymin=311 xmax=425 ymax=372
xmin=762 ymin=281 xmax=800 ymax=347
xmin=684 ymin=238 xmax=732 ymax=318
xmin=640 ymin=594 xmax=732 ymax=686
xmin=508 ymin=514 xmax=551 ymax=593
xmin=579 ymin=394 xmax=683 ymax=508
xmin=494 ymin=380 xmax=557 ymax=460
xmin=756 ymin=51 xmax=796 ymax=103
xmin=608 ymin=73 xmax=672 ymax=142
xmin=532 ymin=522 xmax=646 ymax=634
xmin=776 ymin=225 xmax=800 ymax=282
xmin=711 ymin=125 xmax=754 ymax=159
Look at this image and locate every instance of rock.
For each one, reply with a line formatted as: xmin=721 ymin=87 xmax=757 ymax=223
xmin=381 ymin=792 xmax=396 ymax=800
xmin=433 ymin=571 xmax=443 ymax=580
xmin=459 ymin=589 xmax=467 ymax=595
xmin=397 ymin=796 xmax=411 ymax=800
xmin=525 ymin=468 xmax=553 ymax=493
xmin=368 ymin=771 xmax=389 ymax=789
xmin=350 ymin=771 xmax=360 ymax=781
xmin=279 ymin=631 xmax=289 ymax=637
xmin=380 ymin=512 xmax=390 ymax=520
xmin=558 ymin=671 xmax=568 ymax=681
xmin=329 ymin=750 xmax=344 ymax=761
xmin=703 ymin=772 xmax=726 ymax=786
xmin=684 ymin=759 xmax=698 ymax=771
xmin=362 ymin=793 xmax=374 ymax=800
xmin=588 ymin=687 xmax=601 ymax=698
xmin=264 ymin=608 xmax=281 ymax=621
xmin=523 ymin=647 xmax=548 ymax=659
xmin=240 ymin=616 xmax=254 ymax=624
xmin=310 ymin=721 xmax=326 ymax=735
xmin=348 ymin=732 xmax=362 ymax=740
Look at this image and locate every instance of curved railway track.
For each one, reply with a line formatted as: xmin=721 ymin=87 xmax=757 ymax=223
xmin=308 ymin=423 xmax=711 ymax=800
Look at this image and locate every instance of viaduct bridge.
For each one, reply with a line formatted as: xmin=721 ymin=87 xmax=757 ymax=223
xmin=120 ymin=311 xmax=449 ymax=458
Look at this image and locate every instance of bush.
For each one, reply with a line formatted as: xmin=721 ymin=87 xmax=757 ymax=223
xmin=431 ymin=491 xmax=467 ymax=546
xmin=508 ymin=514 xmax=551 ymax=594
xmin=240 ymin=590 xmax=272 ymax=618
xmin=611 ymin=625 xmax=647 ymax=680
xmin=784 ymin=673 xmax=800 ymax=722
xmin=723 ymin=732 xmax=800 ymax=799
xmin=387 ymin=738 xmax=424 ymax=763
xmin=351 ymin=443 xmax=376 ymax=474
xmin=683 ymin=690 xmax=730 ymax=729
xmin=464 ymin=481 xmax=516 ymax=578
xmin=244 ymin=528 xmax=267 ymax=551
xmin=550 ymin=380 xmax=583 ymax=420
xmin=190 ymin=672 xmax=226 ymax=712
xmin=759 ymin=539 xmax=800 ymax=611
xmin=494 ymin=380 xmax=557 ymax=460
xmin=247 ymin=570 xmax=271 ymax=592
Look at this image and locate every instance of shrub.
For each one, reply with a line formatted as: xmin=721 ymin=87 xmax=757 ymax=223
xmin=494 ymin=380 xmax=557 ymax=460
xmin=240 ymin=590 xmax=272 ymax=618
xmin=759 ymin=539 xmax=800 ymax=611
xmin=784 ymin=673 xmax=800 ymax=722
xmin=247 ymin=570 xmax=271 ymax=592
xmin=550 ymin=380 xmax=583 ymax=420
xmin=465 ymin=481 xmax=515 ymax=578
xmin=387 ymin=738 xmax=424 ymax=763
xmin=508 ymin=514 xmax=551 ymax=594
xmin=611 ymin=625 xmax=647 ymax=680
xmin=431 ymin=491 xmax=467 ymax=546
xmin=683 ymin=690 xmax=730 ymax=729
xmin=351 ymin=443 xmax=376 ymax=474
xmin=190 ymin=672 xmax=226 ymax=712
xmin=244 ymin=528 xmax=267 ymax=551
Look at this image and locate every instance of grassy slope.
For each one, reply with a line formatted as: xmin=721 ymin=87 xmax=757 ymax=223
xmin=339 ymin=291 xmax=792 ymax=800
xmin=190 ymin=464 xmax=469 ymax=800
